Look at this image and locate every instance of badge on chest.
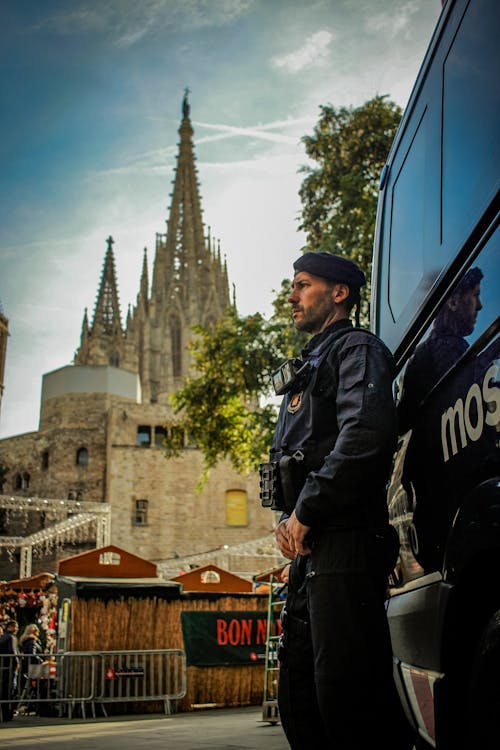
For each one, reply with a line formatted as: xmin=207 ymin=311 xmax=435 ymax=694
xmin=287 ymin=391 xmax=303 ymax=413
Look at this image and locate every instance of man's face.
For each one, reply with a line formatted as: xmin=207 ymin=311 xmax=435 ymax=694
xmin=449 ymin=282 xmax=482 ymax=337
xmin=288 ymin=271 xmax=338 ymax=334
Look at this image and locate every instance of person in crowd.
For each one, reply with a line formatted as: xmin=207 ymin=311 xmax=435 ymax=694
xmin=18 ymin=623 xmax=43 ymax=699
xmin=0 ymin=619 xmax=19 ymax=721
xmin=263 ymin=250 xmax=413 ymax=749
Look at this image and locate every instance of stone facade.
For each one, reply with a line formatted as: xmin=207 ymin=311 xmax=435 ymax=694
xmin=0 ymin=93 xmax=281 ymax=581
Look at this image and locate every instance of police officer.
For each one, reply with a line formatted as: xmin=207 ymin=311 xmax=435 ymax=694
xmin=267 ymin=251 xmax=413 ymax=749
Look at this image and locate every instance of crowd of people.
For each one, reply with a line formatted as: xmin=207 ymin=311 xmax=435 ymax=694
xmin=0 ymin=618 xmax=45 ymax=721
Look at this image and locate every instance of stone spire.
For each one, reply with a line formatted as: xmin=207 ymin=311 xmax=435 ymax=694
xmin=92 ymin=236 xmax=122 ymax=336
xmin=74 ymin=236 xmax=125 ymax=368
xmin=74 ymin=94 xmax=231 ymax=398
xmin=145 ymin=91 xmax=231 ymax=402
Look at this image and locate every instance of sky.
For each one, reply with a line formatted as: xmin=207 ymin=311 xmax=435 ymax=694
xmin=0 ymin=0 xmax=443 ymax=439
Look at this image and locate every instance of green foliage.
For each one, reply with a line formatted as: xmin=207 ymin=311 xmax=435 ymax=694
xmin=163 ymin=300 xmax=305 ymax=487
xmin=164 ymin=97 xmax=401 ymax=480
xmin=299 ymin=95 xmax=402 ymax=316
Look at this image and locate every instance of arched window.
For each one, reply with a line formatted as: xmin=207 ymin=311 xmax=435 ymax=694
xmin=22 ymin=472 xmax=30 ymax=490
xmin=200 ymin=569 xmax=221 ymax=584
xmin=99 ymin=551 xmax=121 ymax=565
xmin=170 ymin=316 xmax=182 ymax=377
xmin=41 ymin=451 xmax=49 ymax=470
xmin=76 ymin=447 xmax=89 ymax=466
xmin=14 ymin=473 xmax=22 ymax=490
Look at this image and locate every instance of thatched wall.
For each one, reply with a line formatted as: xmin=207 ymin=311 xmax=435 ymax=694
xmin=70 ymin=593 xmax=268 ymax=712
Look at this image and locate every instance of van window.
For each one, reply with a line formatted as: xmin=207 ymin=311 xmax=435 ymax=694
xmin=441 ymin=0 xmax=499 ymax=248
xmin=388 ymin=111 xmax=427 ymax=321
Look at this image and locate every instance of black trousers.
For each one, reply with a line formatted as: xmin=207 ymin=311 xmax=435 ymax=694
xmin=277 ymin=527 xmax=414 ymax=750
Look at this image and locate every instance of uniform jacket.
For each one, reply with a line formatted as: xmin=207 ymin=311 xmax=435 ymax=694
xmin=271 ymin=318 xmax=397 ymax=529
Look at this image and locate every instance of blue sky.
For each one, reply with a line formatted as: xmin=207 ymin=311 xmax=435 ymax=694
xmin=0 ymin=0 xmax=442 ymax=438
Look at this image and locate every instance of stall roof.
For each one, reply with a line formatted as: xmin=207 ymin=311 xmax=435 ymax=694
xmin=254 ymin=564 xmax=288 ymax=583
xmin=56 ymin=574 xmax=182 ymax=601
xmin=1 ymin=572 xmax=55 ymax=590
xmin=170 ymin=563 xmax=253 ymax=593
xmin=57 ymin=544 xmax=157 ymax=578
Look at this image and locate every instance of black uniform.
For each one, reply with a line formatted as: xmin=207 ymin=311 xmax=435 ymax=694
xmin=271 ymin=319 xmax=412 ymax=750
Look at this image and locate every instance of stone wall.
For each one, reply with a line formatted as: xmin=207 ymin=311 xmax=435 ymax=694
xmin=0 ymin=385 xmax=276 ymax=580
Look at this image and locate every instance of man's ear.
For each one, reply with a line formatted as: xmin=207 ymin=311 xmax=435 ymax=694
xmin=332 ymin=283 xmax=349 ymax=303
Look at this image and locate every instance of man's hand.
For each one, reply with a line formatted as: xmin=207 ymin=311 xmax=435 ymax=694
xmin=286 ymin=510 xmax=312 ymax=556
xmin=275 ymin=511 xmax=312 ymax=558
xmin=275 ymin=518 xmax=295 ymax=560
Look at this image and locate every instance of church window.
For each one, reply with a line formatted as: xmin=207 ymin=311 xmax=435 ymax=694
xmin=225 ymin=489 xmax=248 ymax=526
xmin=22 ymin=472 xmax=30 ymax=490
xmin=137 ymin=425 xmax=151 ymax=446
xmin=41 ymin=451 xmax=49 ymax=470
xmin=154 ymin=425 xmax=167 ymax=447
xmin=109 ymin=352 xmax=119 ymax=367
xmin=134 ymin=499 xmax=148 ymax=526
xmin=76 ymin=447 xmax=89 ymax=466
xmin=14 ymin=473 xmax=22 ymax=490
xmin=171 ymin=317 xmax=182 ymax=377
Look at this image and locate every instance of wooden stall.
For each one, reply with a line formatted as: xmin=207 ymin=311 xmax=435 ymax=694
xmin=55 ymin=547 xmax=270 ymax=712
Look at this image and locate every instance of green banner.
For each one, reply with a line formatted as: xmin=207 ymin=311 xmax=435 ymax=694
xmin=181 ymin=610 xmax=280 ymax=666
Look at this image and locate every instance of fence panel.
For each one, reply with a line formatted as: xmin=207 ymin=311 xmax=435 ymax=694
xmin=0 ymin=649 xmax=186 ymax=721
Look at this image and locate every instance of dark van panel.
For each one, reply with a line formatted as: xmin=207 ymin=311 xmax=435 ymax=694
xmin=372 ymin=0 xmax=499 ymax=368
xmin=370 ymin=0 xmax=500 ymax=747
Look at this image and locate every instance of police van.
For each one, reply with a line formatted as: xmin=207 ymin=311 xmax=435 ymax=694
xmin=370 ymin=0 xmax=499 ymax=747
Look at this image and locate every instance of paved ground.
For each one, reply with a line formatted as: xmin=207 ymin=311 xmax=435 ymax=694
xmin=0 ymin=705 xmax=290 ymax=750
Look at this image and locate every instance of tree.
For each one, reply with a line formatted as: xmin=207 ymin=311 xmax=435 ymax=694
xmin=164 ymin=97 xmax=402 ymax=478
xmin=163 ymin=284 xmax=306 ymax=487
xmin=299 ymin=95 xmax=402 ymax=316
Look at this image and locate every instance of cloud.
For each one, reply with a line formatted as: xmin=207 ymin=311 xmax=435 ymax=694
xmin=28 ymin=0 xmax=254 ymax=46
xmin=272 ymin=30 xmax=334 ymax=73
xmin=193 ymin=119 xmax=308 ymax=145
xmin=86 ymin=115 xmax=317 ymax=180
xmin=368 ymin=1 xmax=420 ymax=40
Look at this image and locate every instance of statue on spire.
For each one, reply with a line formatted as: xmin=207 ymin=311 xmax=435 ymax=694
xmin=182 ymin=87 xmax=190 ymax=118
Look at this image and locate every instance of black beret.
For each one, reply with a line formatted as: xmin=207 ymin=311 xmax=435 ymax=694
xmin=293 ymin=251 xmax=366 ymax=288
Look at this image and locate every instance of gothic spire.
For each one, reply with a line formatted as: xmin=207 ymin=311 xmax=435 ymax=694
xmin=92 ymin=236 xmax=123 ymax=335
xmin=151 ymin=91 xmax=209 ymax=304
xmin=140 ymin=248 xmax=149 ymax=300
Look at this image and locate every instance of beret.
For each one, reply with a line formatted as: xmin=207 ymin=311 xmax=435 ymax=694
xmin=293 ymin=251 xmax=366 ymax=288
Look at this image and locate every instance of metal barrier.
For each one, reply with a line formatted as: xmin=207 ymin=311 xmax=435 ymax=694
xmin=0 ymin=649 xmax=186 ymax=721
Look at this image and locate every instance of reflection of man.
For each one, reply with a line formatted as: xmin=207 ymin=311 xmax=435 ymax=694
xmin=397 ymin=267 xmax=491 ymax=572
xmin=398 ymin=267 xmax=483 ymax=434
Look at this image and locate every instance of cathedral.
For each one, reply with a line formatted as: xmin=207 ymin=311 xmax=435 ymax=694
xmin=0 ymin=93 xmax=281 ymax=581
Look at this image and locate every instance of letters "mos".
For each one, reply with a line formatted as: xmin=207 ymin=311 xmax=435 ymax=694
xmin=441 ymin=364 xmax=499 ymax=462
